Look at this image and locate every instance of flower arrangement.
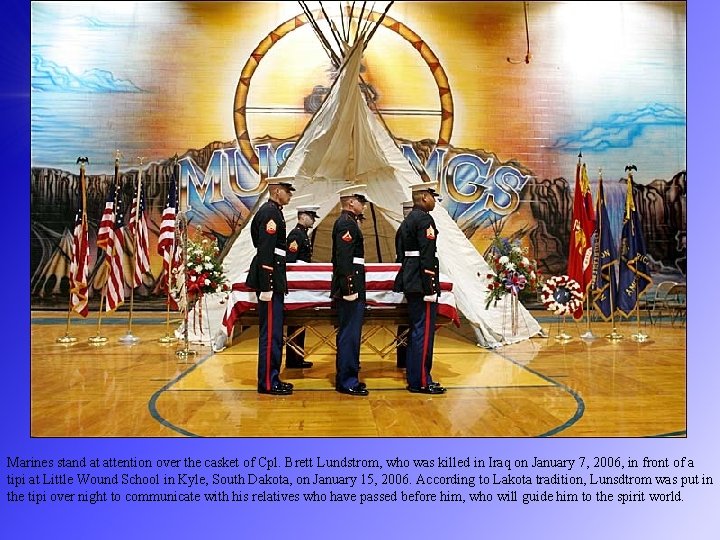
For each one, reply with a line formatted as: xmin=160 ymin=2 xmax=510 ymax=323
xmin=484 ymin=235 xmax=540 ymax=309
xmin=184 ymin=230 xmax=230 ymax=301
xmin=541 ymin=275 xmax=583 ymax=316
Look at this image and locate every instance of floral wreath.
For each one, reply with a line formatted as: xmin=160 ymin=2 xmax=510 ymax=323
xmin=541 ymin=275 xmax=584 ymax=316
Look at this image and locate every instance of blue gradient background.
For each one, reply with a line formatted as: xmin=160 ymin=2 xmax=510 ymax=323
xmin=6 ymin=0 xmax=717 ymax=537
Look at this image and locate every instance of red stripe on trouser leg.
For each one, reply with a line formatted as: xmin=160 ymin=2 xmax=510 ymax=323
xmin=421 ymin=301 xmax=430 ymax=387
xmin=266 ymin=298 xmax=273 ymax=390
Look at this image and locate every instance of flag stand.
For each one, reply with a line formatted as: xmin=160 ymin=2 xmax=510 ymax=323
xmin=56 ymin=297 xmax=78 ymax=343
xmin=58 ymin=157 xmax=89 ymax=344
xmin=119 ymin=159 xmax=145 ymax=345
xmin=579 ymin=284 xmax=597 ymax=341
xmin=88 ymin=294 xmax=109 ymax=344
xmin=158 ymin=292 xmax=178 ymax=344
xmin=555 ymin=314 xmax=572 ymax=342
xmin=605 ymin=282 xmax=623 ymax=341
xmin=118 ymin=286 xmax=140 ymax=345
xmin=631 ymin=290 xmax=649 ymax=342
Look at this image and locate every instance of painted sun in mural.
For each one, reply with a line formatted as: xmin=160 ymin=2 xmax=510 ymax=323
xmin=232 ymin=7 xmax=454 ymax=174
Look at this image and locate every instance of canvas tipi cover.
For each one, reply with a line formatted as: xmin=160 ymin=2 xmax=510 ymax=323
xmin=214 ymin=40 xmax=541 ymax=348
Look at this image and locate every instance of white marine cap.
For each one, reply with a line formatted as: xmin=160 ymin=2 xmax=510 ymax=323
xmin=266 ymin=175 xmax=296 ymax=191
xmin=337 ymin=183 xmax=371 ymax=203
xmin=409 ymin=181 xmax=440 ymax=197
xmin=297 ymin=205 xmax=320 ymax=218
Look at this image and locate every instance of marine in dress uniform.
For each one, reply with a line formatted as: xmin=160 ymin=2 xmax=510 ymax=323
xmin=285 ymin=205 xmax=320 ymax=369
xmin=331 ymin=185 xmax=369 ymax=396
xmin=246 ymin=176 xmax=295 ymax=395
xmin=393 ymin=182 xmax=446 ymax=394
xmin=394 ymin=200 xmax=414 ymax=369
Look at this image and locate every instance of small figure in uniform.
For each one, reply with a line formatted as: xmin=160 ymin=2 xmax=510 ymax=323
xmin=394 ymin=182 xmax=446 ymax=394
xmin=331 ymin=184 xmax=370 ymax=396
xmin=285 ymin=205 xmax=320 ymax=369
xmin=394 ymin=200 xmax=414 ymax=369
xmin=246 ymin=176 xmax=295 ymax=395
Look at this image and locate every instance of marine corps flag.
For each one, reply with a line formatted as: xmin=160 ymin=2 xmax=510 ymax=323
xmin=567 ymin=157 xmax=596 ymax=318
xmin=591 ymin=178 xmax=618 ymax=321
xmin=616 ymin=168 xmax=652 ymax=317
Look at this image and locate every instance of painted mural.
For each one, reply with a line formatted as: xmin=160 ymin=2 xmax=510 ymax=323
xmin=31 ymin=1 xmax=686 ymax=309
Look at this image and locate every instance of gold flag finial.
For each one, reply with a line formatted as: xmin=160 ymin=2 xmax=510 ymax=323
xmin=624 ymin=164 xmax=637 ymax=220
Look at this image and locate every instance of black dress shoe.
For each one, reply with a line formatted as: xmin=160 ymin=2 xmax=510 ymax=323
xmin=336 ymin=384 xmax=369 ymax=396
xmin=335 ymin=382 xmax=367 ymax=391
xmin=286 ymin=361 xmax=313 ymax=369
xmin=407 ymin=384 xmax=446 ymax=394
xmin=279 ymin=381 xmax=294 ymax=390
xmin=258 ymin=385 xmax=293 ymax=395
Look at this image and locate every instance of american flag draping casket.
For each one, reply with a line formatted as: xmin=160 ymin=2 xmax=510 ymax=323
xmin=222 ymin=262 xmax=460 ymax=336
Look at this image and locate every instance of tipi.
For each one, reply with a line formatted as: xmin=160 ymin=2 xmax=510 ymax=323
xmin=191 ymin=8 xmax=541 ymax=348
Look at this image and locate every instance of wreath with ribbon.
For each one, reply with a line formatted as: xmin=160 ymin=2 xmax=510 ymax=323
xmin=541 ymin=275 xmax=584 ymax=316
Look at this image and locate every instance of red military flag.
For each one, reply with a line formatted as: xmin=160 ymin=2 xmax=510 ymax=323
xmin=567 ymin=158 xmax=596 ymax=318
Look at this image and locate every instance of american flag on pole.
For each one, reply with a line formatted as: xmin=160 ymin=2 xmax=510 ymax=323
xmin=96 ymin=187 xmax=116 ymax=251
xmin=128 ymin=183 xmax=151 ymax=288
xmin=105 ymin=197 xmax=126 ymax=312
xmin=157 ymin=172 xmax=179 ymax=309
xmin=69 ymin=203 xmax=89 ymax=317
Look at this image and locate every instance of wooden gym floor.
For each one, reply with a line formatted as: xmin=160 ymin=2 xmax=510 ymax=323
xmin=30 ymin=311 xmax=686 ymax=437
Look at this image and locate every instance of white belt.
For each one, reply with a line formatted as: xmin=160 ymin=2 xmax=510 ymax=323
xmin=353 ymin=257 xmax=365 ymax=265
xmin=274 ymin=248 xmax=286 ymax=257
xmin=404 ymin=251 xmax=420 ymax=257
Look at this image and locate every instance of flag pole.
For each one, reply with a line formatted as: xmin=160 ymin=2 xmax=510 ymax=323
xmin=57 ymin=158 xmax=88 ymax=344
xmin=119 ymin=157 xmax=145 ymax=344
xmin=579 ymin=282 xmax=597 ymax=341
xmin=626 ymin=167 xmax=649 ymax=342
xmin=175 ymin=167 xmax=197 ymax=360
xmin=605 ymin=271 xmax=623 ymax=341
xmin=89 ymin=151 xmax=121 ymax=344
xmin=159 ymin=156 xmax=179 ymax=344
xmin=578 ymin=158 xmax=597 ymax=341
xmin=604 ymin=168 xmax=622 ymax=341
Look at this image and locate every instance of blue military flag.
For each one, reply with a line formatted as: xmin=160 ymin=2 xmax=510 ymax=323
xmin=591 ymin=178 xmax=618 ymax=321
xmin=616 ymin=170 xmax=652 ymax=316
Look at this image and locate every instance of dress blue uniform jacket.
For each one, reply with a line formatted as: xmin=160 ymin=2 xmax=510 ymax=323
xmin=331 ymin=210 xmax=366 ymax=299
xmin=246 ymin=200 xmax=288 ymax=293
xmin=393 ymin=208 xmax=441 ymax=296
xmin=286 ymin=224 xmax=313 ymax=263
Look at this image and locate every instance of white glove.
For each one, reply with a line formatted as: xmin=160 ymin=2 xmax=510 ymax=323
xmin=259 ymin=291 xmax=273 ymax=302
xmin=343 ymin=293 xmax=359 ymax=302
xmin=423 ymin=294 xmax=438 ymax=303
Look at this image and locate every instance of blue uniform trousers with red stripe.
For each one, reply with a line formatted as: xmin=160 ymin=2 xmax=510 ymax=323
xmin=257 ymin=292 xmax=285 ymax=391
xmin=335 ymin=299 xmax=365 ymax=389
xmin=405 ymin=293 xmax=437 ymax=389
